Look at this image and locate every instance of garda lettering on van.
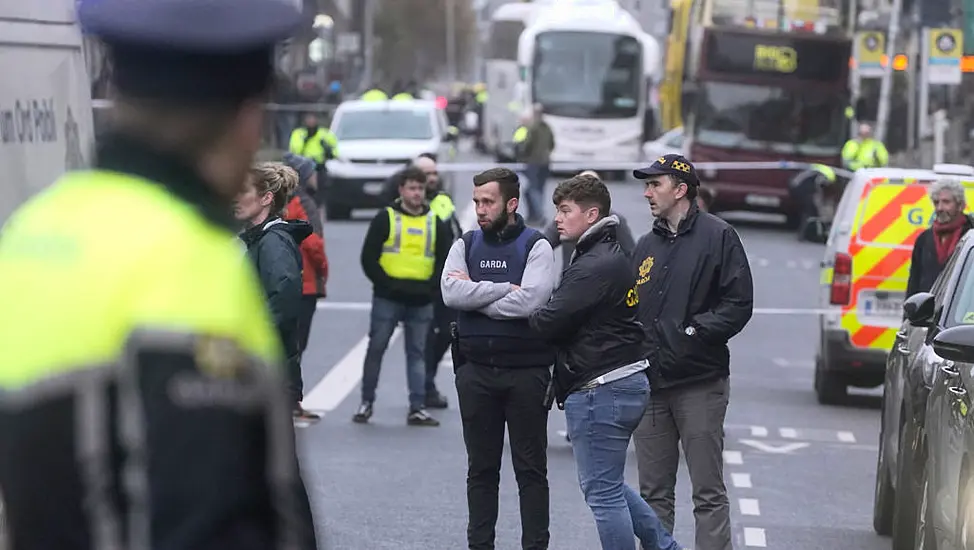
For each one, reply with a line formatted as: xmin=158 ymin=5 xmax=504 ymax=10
xmin=0 ymin=98 xmax=58 ymax=145
xmin=905 ymin=206 xmax=972 ymax=226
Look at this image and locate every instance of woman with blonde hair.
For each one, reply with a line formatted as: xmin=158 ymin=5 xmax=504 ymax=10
xmin=235 ymin=162 xmax=313 ymax=415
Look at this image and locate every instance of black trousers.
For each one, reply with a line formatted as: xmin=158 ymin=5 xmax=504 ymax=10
xmin=455 ymin=363 xmax=551 ymax=550
xmin=424 ymin=297 xmax=455 ymax=393
xmin=292 ymin=296 xmax=318 ymax=403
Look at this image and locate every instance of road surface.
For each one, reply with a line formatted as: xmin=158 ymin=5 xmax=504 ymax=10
xmin=296 ymin=148 xmax=888 ymax=550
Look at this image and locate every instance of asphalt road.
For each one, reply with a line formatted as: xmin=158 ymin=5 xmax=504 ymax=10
xmin=296 ymin=146 xmax=889 ymax=550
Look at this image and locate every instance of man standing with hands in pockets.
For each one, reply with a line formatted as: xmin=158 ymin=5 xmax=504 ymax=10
xmin=441 ymin=167 xmax=556 ymax=550
xmin=631 ymin=155 xmax=754 ymax=550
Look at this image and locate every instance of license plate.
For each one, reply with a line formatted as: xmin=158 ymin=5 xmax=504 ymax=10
xmin=363 ymin=182 xmax=384 ymax=195
xmin=859 ymin=291 xmax=904 ymax=319
xmin=745 ymin=194 xmax=780 ymax=207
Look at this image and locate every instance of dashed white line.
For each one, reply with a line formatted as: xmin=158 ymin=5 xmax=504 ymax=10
xmin=837 ymin=431 xmax=857 ymax=443
xmin=731 ymin=473 xmax=752 ymax=488
xmin=749 ymin=426 xmax=768 ymax=437
xmin=744 ymin=527 xmax=767 ymax=547
xmin=739 ymin=498 xmax=761 ymax=516
xmin=723 ymin=450 xmax=743 ymax=465
xmin=779 ymin=427 xmax=798 ymax=439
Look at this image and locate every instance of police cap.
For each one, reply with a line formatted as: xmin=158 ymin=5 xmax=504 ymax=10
xmin=78 ymin=0 xmax=304 ymax=104
xmin=633 ymin=153 xmax=700 ymax=187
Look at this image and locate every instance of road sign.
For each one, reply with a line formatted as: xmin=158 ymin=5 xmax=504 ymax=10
xmin=926 ymin=28 xmax=963 ymax=84
xmin=855 ymin=31 xmax=886 ymax=78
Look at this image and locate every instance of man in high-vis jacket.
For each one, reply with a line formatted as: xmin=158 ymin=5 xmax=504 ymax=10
xmin=0 ymin=0 xmax=318 ymax=549
xmin=414 ymin=155 xmax=463 ymax=409
xmin=841 ymin=122 xmax=889 ymax=170
xmin=289 ymin=111 xmax=338 ymax=168
xmin=356 ymin=166 xmax=452 ymax=426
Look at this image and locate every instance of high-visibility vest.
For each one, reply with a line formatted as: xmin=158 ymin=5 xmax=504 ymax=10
xmin=429 ymin=193 xmax=456 ymax=221
xmin=513 ymin=125 xmax=528 ymax=143
xmin=392 ymin=93 xmax=414 ymax=101
xmin=841 ymin=138 xmax=889 ymax=170
xmin=378 ymin=207 xmax=437 ymax=281
xmin=289 ymin=127 xmax=339 ymax=165
xmin=361 ymin=89 xmax=388 ymax=101
xmin=0 ymin=169 xmax=287 ymax=546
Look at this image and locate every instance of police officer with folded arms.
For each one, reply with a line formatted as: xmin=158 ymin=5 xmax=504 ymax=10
xmin=441 ymin=167 xmax=556 ymax=550
xmin=0 ymin=1 xmax=317 ymax=548
xmin=528 ymin=174 xmax=684 ymax=550
xmin=630 ymin=154 xmax=753 ymax=550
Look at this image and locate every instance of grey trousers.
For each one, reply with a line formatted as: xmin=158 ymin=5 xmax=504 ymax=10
xmin=633 ymin=377 xmax=732 ymax=550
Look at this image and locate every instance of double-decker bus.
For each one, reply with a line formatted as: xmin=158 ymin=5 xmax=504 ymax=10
xmin=517 ymin=0 xmax=660 ymax=171
xmin=663 ymin=0 xmax=853 ymax=222
xmin=481 ymin=1 xmax=544 ymax=156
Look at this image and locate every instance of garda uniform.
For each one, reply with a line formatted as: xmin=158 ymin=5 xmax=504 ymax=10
xmin=288 ymin=125 xmax=338 ymax=166
xmin=423 ymin=190 xmax=461 ymax=407
xmin=841 ymin=136 xmax=889 ymax=170
xmin=361 ymin=88 xmax=388 ymax=101
xmin=357 ymin=200 xmax=450 ymax=425
xmin=0 ymin=1 xmax=315 ymax=549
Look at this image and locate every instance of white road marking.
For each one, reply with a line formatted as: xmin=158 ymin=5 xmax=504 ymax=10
xmin=731 ymin=473 xmax=752 ymax=488
xmin=739 ymin=439 xmax=809 ymax=454
xmin=750 ymin=426 xmax=768 ymax=437
xmin=739 ymin=498 xmax=761 ymax=516
xmin=301 ymin=327 xmax=403 ymax=414
xmin=837 ymin=431 xmax=857 ymax=443
xmin=723 ymin=450 xmax=743 ymax=465
xmin=744 ymin=527 xmax=767 ymax=547
xmin=771 ymin=357 xmax=816 ymax=369
xmin=779 ymin=427 xmax=798 ymax=439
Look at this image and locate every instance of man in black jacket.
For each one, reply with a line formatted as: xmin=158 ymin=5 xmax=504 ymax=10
xmin=630 ymin=154 xmax=753 ymax=550
xmin=528 ymin=174 xmax=684 ymax=550
xmin=356 ymin=166 xmax=452 ymax=427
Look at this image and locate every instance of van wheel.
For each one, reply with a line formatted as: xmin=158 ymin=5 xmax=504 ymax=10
xmin=815 ymin=357 xmax=847 ymax=404
xmin=325 ymin=203 xmax=351 ymax=221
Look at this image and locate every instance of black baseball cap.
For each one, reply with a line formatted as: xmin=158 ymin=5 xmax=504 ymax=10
xmin=633 ymin=154 xmax=700 ymax=187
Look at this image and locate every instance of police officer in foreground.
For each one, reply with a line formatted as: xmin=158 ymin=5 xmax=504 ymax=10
xmin=630 ymin=154 xmax=753 ymax=550
xmin=0 ymin=1 xmax=318 ymax=549
xmin=441 ymin=168 xmax=556 ymax=549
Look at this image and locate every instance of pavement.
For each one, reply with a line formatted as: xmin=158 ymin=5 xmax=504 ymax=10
xmin=295 ymin=145 xmax=889 ymax=549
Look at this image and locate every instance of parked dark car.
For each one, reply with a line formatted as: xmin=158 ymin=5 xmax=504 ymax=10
xmin=874 ymin=230 xmax=973 ymax=549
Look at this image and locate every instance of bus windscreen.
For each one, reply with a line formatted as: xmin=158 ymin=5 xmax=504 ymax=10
xmin=702 ymin=31 xmax=850 ymax=83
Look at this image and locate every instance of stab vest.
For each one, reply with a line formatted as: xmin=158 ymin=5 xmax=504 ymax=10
xmin=456 ymin=225 xmax=555 ymax=368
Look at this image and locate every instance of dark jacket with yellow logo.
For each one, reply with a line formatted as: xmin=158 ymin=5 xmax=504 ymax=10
xmin=632 ymin=204 xmax=754 ymax=390
xmin=529 ymin=216 xmax=647 ymax=402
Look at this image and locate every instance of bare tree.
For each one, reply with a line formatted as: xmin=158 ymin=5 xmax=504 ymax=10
xmin=373 ymin=0 xmax=476 ymax=86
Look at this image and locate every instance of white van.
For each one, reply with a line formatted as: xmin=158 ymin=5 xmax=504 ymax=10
xmin=0 ymin=0 xmax=95 ymax=225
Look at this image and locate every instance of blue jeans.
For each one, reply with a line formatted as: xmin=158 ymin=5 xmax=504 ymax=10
xmin=361 ymin=295 xmax=433 ymax=411
xmin=565 ymin=373 xmax=683 ymax=550
xmin=522 ymin=164 xmax=549 ymax=221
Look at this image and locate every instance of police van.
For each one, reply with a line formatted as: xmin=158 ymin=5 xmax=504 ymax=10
xmin=0 ymin=0 xmax=95 ymax=226
xmin=816 ymin=163 xmax=974 ymax=404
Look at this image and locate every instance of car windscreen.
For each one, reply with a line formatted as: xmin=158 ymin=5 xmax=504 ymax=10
xmin=334 ymin=109 xmax=434 ymax=140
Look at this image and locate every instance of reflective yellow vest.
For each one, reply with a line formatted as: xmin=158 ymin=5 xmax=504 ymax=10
xmin=378 ymin=207 xmax=437 ymax=281
xmin=392 ymin=93 xmax=414 ymax=101
xmin=289 ymin=127 xmax=339 ymax=165
xmin=841 ymin=138 xmax=889 ymax=170
xmin=513 ymin=125 xmax=528 ymax=143
xmin=0 ymin=171 xmax=282 ymax=391
xmin=361 ymin=89 xmax=388 ymax=101
xmin=429 ymin=193 xmax=456 ymax=221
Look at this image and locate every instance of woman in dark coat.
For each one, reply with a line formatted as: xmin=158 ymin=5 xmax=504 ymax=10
xmin=234 ymin=162 xmax=312 ymax=415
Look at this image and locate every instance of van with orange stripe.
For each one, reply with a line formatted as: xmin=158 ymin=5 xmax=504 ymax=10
xmin=816 ymin=164 xmax=974 ymax=404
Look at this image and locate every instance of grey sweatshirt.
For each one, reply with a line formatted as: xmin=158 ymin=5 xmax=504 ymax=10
xmin=440 ymin=236 xmax=555 ymax=319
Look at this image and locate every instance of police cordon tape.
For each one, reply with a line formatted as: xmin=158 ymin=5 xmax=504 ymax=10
xmin=368 ymin=160 xmax=855 ymax=179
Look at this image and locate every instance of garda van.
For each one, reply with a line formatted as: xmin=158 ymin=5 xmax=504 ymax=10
xmin=0 ymin=0 xmax=95 ymax=225
xmin=816 ymin=164 xmax=974 ymax=404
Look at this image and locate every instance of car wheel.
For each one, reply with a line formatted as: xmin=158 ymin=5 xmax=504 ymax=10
xmin=892 ymin=422 xmax=921 ymax=550
xmin=874 ymin=427 xmax=896 ymax=535
xmin=815 ymin=356 xmax=847 ymax=405
xmin=325 ymin=203 xmax=351 ymax=221
xmin=914 ymin=464 xmax=935 ymax=550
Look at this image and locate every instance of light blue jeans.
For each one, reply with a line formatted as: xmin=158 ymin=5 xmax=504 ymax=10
xmin=565 ymin=373 xmax=683 ymax=550
xmin=361 ymin=295 xmax=433 ymax=411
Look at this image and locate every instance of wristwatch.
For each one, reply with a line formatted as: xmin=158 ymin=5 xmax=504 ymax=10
xmin=685 ymin=326 xmax=696 ymax=337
